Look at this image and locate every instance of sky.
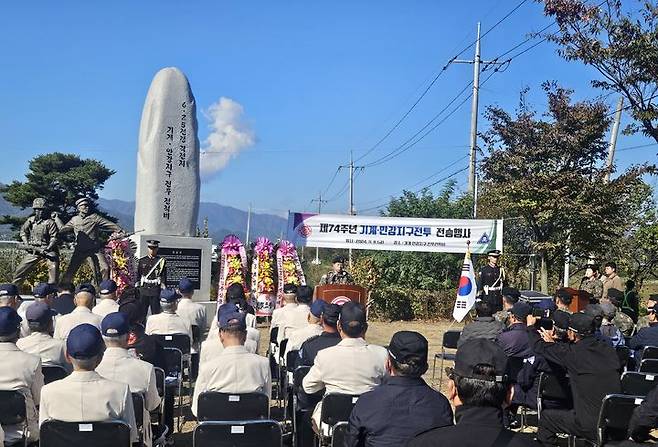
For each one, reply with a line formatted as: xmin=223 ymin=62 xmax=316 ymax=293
xmin=1 ymin=0 xmax=656 ymax=217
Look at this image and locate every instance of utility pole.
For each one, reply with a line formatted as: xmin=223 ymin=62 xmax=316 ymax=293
xmin=605 ymin=96 xmax=624 ymax=183
xmin=311 ymin=191 xmax=327 ymax=265
xmin=454 ymin=22 xmax=505 ymax=195
xmin=340 ymin=151 xmax=364 ymax=267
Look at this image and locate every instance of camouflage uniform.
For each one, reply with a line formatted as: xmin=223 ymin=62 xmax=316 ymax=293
xmin=493 ymin=310 xmax=509 ymax=325
xmin=581 ymin=278 xmax=603 ymax=302
xmin=319 ymin=270 xmax=354 ymax=286
xmin=637 ymin=315 xmax=651 ymax=331
xmin=613 ymin=311 xmax=635 ymax=337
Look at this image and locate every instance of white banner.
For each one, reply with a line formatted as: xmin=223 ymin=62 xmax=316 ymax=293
xmin=286 ymin=212 xmax=503 ymax=254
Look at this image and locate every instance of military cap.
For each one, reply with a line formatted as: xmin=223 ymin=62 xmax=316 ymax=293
xmin=178 ymin=277 xmax=194 ymax=294
xmin=99 ymin=279 xmax=117 ymax=295
xmin=66 ymin=324 xmax=103 ymax=358
xmin=332 ymin=255 xmax=346 ymax=264
xmin=159 ymin=288 xmax=180 ymax=303
xmin=76 ymin=283 xmax=96 ymax=295
xmin=0 ymin=307 xmax=22 ymax=335
xmin=219 ymin=309 xmax=246 ymax=331
xmin=283 ymin=283 xmax=298 ymax=295
xmin=388 ymin=331 xmax=428 ymax=365
xmin=510 ymin=302 xmax=532 ymax=320
xmin=454 ymin=338 xmax=509 ymax=382
xmin=146 ymin=239 xmax=160 ymax=248
xmin=0 ymin=284 xmax=20 ymax=297
xmin=310 ymin=299 xmax=325 ymax=318
xmin=487 ymin=249 xmax=502 ymax=257
xmin=32 ymin=198 xmax=46 ymax=209
xmin=552 ymin=310 xmax=570 ymax=330
xmin=25 ymin=302 xmax=57 ymax=324
xmin=101 ymin=312 xmax=130 ymax=337
xmin=568 ymin=313 xmax=595 ymax=336
xmin=33 ymin=282 xmax=56 ymax=298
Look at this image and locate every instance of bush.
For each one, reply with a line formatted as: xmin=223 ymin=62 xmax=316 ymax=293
xmin=368 ymin=286 xmax=454 ymax=321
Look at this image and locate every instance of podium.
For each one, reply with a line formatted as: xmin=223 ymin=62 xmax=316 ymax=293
xmin=564 ymin=287 xmax=590 ymax=313
xmin=314 ymin=284 xmax=368 ymax=306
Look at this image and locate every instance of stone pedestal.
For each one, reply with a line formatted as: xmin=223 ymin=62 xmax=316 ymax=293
xmin=133 ymin=234 xmax=213 ymax=301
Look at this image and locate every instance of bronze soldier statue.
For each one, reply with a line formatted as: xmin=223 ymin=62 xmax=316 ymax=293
xmin=319 ymin=255 xmax=354 ymax=285
xmin=55 ymin=197 xmax=124 ymax=284
xmin=477 ymin=249 xmax=506 ymax=312
xmin=136 ymin=239 xmax=167 ymax=315
xmin=13 ymin=198 xmax=60 ymax=285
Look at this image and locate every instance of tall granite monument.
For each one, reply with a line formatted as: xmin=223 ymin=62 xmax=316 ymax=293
xmin=133 ymin=67 xmax=212 ymax=300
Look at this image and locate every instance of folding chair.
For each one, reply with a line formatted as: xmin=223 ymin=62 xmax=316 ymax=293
xmin=42 ymin=365 xmax=69 ymax=384
xmin=431 ymin=330 xmax=461 ymax=385
xmin=316 ymin=393 xmax=360 ymax=446
xmin=536 ymin=373 xmax=572 ymax=421
xmin=132 ymin=393 xmax=145 ymax=446
xmin=197 ymin=392 xmax=269 ymax=422
xmin=292 ymin=366 xmax=311 ymax=447
xmin=621 ymin=371 xmax=658 ymax=396
xmin=596 ymin=394 xmax=644 ymax=445
xmin=639 ymin=358 xmax=658 ymax=374
xmin=269 ymin=327 xmax=280 ymax=399
xmin=615 ymin=346 xmax=631 ymax=371
xmin=39 ymin=420 xmax=131 ymax=447
xmin=193 ymin=420 xmax=282 ymax=447
xmin=331 ymin=421 xmax=349 ymax=447
xmin=277 ymin=339 xmax=289 ymax=407
xmin=641 ymin=346 xmax=658 ymax=362
xmin=162 ymin=347 xmax=185 ymax=431
xmin=0 ymin=389 xmax=27 ymax=443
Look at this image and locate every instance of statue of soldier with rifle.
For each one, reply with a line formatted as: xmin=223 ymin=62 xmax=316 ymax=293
xmin=13 ymin=198 xmax=60 ymax=285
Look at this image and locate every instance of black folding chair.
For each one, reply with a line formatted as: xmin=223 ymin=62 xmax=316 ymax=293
xmin=269 ymin=327 xmax=280 ymax=398
xmin=641 ymin=345 xmax=658 ymax=362
xmin=153 ymin=334 xmax=192 ymax=356
xmin=39 ymin=420 xmax=131 ymax=447
xmin=292 ymin=365 xmax=312 ymax=446
xmin=0 ymin=389 xmax=27 ymax=441
xmin=197 ymin=392 xmax=269 ymax=422
xmin=132 ymin=393 xmax=145 ymax=446
xmin=432 ymin=330 xmax=461 ymax=386
xmin=596 ymin=394 xmax=644 ymax=445
xmin=317 ymin=393 xmax=360 ymax=445
xmin=331 ymin=421 xmax=349 ymax=447
xmin=193 ymin=420 xmax=282 ymax=447
xmin=277 ymin=339 xmax=289 ymax=407
xmin=537 ymin=373 xmax=572 ymax=421
xmin=616 ymin=346 xmax=631 ymax=371
xmin=162 ymin=347 xmax=185 ymax=430
xmin=621 ymin=371 xmax=658 ymax=396
xmin=42 ymin=365 xmax=69 ymax=384
xmin=639 ymin=358 xmax=658 ymax=374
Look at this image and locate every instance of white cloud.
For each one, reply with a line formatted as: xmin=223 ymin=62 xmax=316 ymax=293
xmin=200 ymin=97 xmax=255 ymax=181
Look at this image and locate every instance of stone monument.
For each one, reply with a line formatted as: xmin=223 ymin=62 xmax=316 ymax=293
xmin=133 ymin=67 xmax=212 ymax=301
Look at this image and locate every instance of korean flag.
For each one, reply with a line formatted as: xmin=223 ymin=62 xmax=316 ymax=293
xmin=453 ymin=250 xmax=477 ymax=322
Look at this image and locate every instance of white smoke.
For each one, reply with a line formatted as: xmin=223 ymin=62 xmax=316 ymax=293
xmin=200 ymin=97 xmax=255 ymax=180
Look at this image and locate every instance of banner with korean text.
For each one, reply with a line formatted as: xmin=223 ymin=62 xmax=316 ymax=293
xmin=286 ymin=212 xmax=503 ymax=254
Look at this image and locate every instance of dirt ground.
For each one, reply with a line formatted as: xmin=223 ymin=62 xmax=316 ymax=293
xmin=173 ymin=320 xmax=463 ymax=446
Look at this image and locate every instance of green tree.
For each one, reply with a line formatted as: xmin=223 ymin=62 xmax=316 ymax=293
xmin=540 ymin=0 xmax=658 ymax=145
xmin=1 ymin=152 xmax=116 ymax=230
xmin=479 ymin=83 xmax=654 ymax=292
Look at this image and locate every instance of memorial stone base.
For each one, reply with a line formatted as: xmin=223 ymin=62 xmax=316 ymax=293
xmin=133 ymin=234 xmax=213 ymax=302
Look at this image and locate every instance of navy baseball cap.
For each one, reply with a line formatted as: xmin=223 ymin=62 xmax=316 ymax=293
xmin=101 ymin=312 xmax=130 ymax=337
xmin=388 ymin=331 xmax=428 ymax=365
xmin=26 ymin=302 xmax=57 ymax=323
xmin=160 ymin=288 xmax=180 ymax=303
xmin=310 ymin=299 xmax=325 ymax=318
xmin=219 ymin=310 xmax=247 ymax=330
xmin=0 ymin=307 xmax=22 ymax=335
xmin=322 ymin=303 xmax=341 ymax=326
xmin=339 ymin=301 xmax=367 ymax=332
xmin=99 ymin=280 xmax=117 ymax=295
xmin=67 ymin=324 xmax=104 ymax=358
xmin=217 ymin=303 xmax=240 ymax=320
xmin=511 ymin=302 xmax=532 ymax=320
xmin=283 ymin=283 xmax=298 ymax=294
xmin=178 ymin=277 xmax=194 ymax=293
xmin=33 ymin=282 xmax=56 ymax=298
xmin=569 ymin=313 xmax=595 ymax=336
xmin=76 ymin=283 xmax=96 ymax=295
xmin=0 ymin=284 xmax=19 ymax=297
xmin=454 ymin=338 xmax=509 ymax=383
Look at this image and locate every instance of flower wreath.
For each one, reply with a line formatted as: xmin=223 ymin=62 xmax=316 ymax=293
xmin=250 ymin=236 xmax=277 ymax=316
xmin=217 ymin=234 xmax=248 ymax=302
xmin=104 ymin=233 xmax=136 ymax=296
xmin=276 ymin=240 xmax=306 ymax=306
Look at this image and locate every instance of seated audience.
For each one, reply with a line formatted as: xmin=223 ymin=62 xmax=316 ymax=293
xmin=92 ymin=279 xmax=120 ymax=318
xmin=285 ymin=299 xmax=324 ymax=356
xmin=271 ymin=283 xmax=300 ymax=344
xmin=52 ymin=283 xmax=76 ymax=315
xmin=281 ymin=285 xmax=314 ymax=341
xmin=458 ymin=300 xmax=504 ymax=347
xmin=345 ymin=331 xmax=453 ymax=447
xmin=144 ymin=289 xmax=193 ymax=342
xmin=200 ymin=304 xmax=258 ymax=366
xmin=302 ymin=301 xmax=387 ymax=431
xmin=493 ymin=287 xmax=521 ymax=324
xmin=527 ymin=312 xmax=621 ymax=445
xmin=409 ymin=338 xmax=535 ymax=446
xmin=96 ymin=312 xmax=161 ymax=447
xmin=17 ymin=302 xmax=70 ymax=372
xmin=598 ymin=301 xmax=625 ymax=347
xmin=629 ymin=303 xmax=658 ymax=357
xmin=496 ymin=301 xmax=532 ymax=358
xmin=39 ymin=323 xmax=138 ymax=443
xmin=53 ymin=286 xmax=102 ymax=340
xmin=192 ymin=306 xmax=271 ymax=417
xmin=0 ymin=307 xmax=43 ymax=446
xmin=628 ymin=385 xmax=658 ymax=442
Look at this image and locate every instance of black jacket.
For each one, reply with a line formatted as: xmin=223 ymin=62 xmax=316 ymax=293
xmin=496 ymin=323 xmax=532 ymax=358
xmin=528 ymin=327 xmax=621 ymax=438
xmin=408 ymin=405 xmax=535 ymax=447
xmin=458 ymin=317 xmax=505 ymax=348
xmin=298 ymin=331 xmax=341 ymax=367
xmin=344 ymin=376 xmax=453 ymax=447
xmin=629 ymin=385 xmax=658 ymax=442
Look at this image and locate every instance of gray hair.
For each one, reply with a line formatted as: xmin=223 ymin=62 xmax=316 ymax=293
xmin=0 ymin=296 xmax=15 ymax=306
xmin=70 ymin=355 xmax=101 ymax=371
xmin=161 ymin=301 xmax=177 ymax=313
xmin=0 ymin=330 xmax=19 ymax=343
xmin=102 ymin=334 xmax=129 ymax=348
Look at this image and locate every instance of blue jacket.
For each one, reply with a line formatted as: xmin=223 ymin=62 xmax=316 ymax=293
xmin=630 ymin=324 xmax=658 ymax=352
xmin=344 ymin=375 xmax=453 ymax=447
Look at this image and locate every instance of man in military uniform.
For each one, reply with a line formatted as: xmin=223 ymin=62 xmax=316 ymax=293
xmin=580 ymin=264 xmax=603 ymax=302
xmin=137 ymin=240 xmax=167 ymax=316
xmin=56 ymin=197 xmax=124 ymax=284
xmin=319 ymin=255 xmax=354 ymax=285
xmin=478 ymin=249 xmax=506 ymax=312
xmin=13 ymin=198 xmax=59 ymax=285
